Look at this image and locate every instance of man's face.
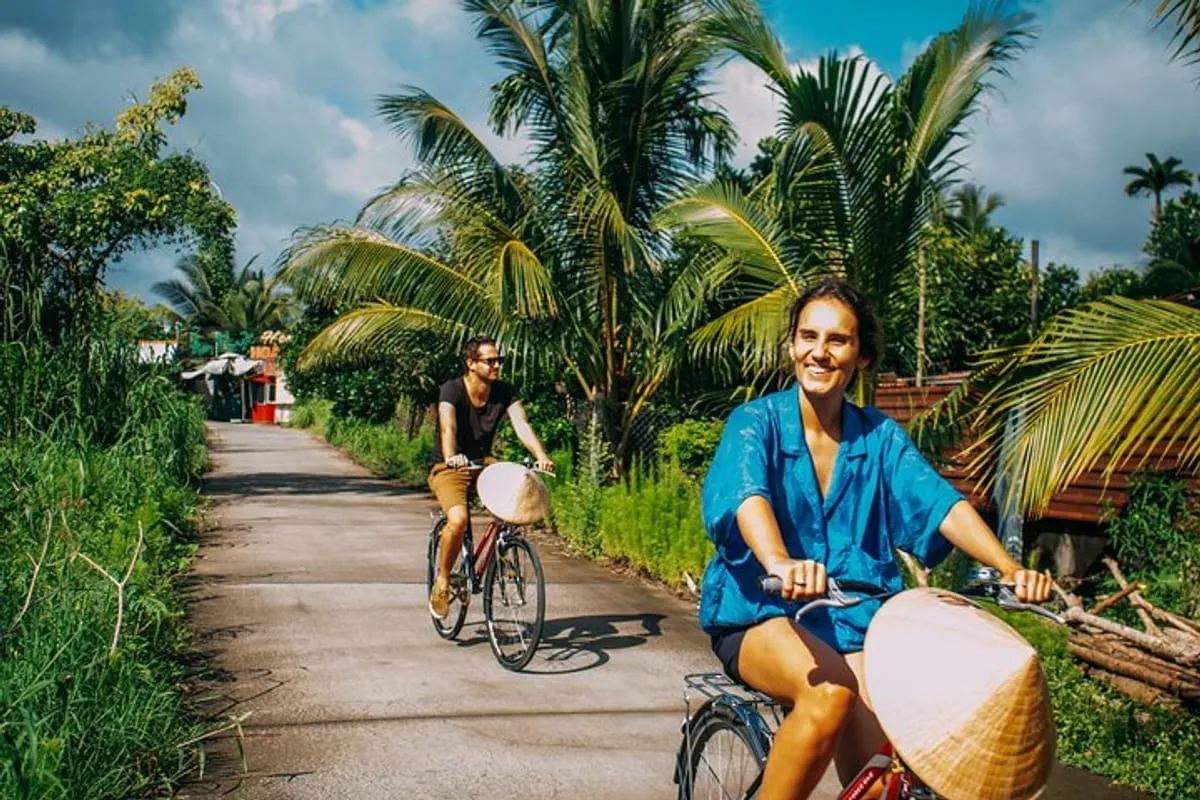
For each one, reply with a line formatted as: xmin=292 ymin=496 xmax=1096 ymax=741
xmin=468 ymin=343 xmax=504 ymax=382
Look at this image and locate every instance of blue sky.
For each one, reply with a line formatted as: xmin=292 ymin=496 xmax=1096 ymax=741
xmin=2 ymin=0 xmax=1197 ymax=298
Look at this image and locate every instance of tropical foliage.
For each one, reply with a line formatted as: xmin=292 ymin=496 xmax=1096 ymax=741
xmin=283 ymin=0 xmax=738 ymax=460
xmin=912 ymin=297 xmax=1200 ymax=517
xmin=0 ymin=68 xmax=234 ymax=343
xmin=656 ymin=2 xmax=1036 ymax=399
xmin=154 ymin=253 xmax=295 ymax=336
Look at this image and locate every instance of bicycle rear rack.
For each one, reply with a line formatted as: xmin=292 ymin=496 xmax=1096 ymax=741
xmin=682 ymin=673 xmax=786 ymax=742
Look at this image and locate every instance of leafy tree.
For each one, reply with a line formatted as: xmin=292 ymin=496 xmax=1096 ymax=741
xmin=1078 ymin=266 xmax=1146 ymax=302
xmin=1143 ymin=189 xmax=1200 ymax=295
xmin=1123 ymin=152 xmax=1193 ymax=221
xmin=100 ymin=289 xmax=177 ymax=341
xmin=657 ymin=2 xmax=1034 ymax=400
xmin=0 ymin=68 xmax=235 ymax=342
xmin=885 ymin=227 xmax=1081 ymax=375
xmin=283 ymin=0 xmax=735 ymax=464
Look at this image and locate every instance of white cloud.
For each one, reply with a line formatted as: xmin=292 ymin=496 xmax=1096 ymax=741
xmin=218 ymin=0 xmax=326 ymax=43
xmin=964 ymin=0 xmax=1200 ymax=273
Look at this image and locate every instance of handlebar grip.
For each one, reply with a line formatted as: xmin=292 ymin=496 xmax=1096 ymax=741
xmin=759 ymin=576 xmax=784 ymax=595
xmin=758 ymin=576 xmax=886 ymax=597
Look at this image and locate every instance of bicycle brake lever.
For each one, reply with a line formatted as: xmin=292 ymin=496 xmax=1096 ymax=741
xmin=994 ymin=584 xmax=1066 ymax=625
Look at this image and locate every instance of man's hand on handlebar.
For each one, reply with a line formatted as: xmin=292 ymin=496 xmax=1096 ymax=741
xmin=534 ymin=458 xmax=555 ymax=475
xmin=765 ymin=558 xmax=826 ymax=602
xmin=446 ymin=454 xmax=471 ymax=470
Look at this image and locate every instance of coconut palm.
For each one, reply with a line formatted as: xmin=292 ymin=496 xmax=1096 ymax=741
xmin=282 ymin=0 xmax=735 ymax=462
xmin=911 ymin=297 xmax=1200 ymax=517
xmin=657 ymin=1 xmax=1035 ymax=401
xmin=949 ymin=183 xmax=1006 ymax=237
xmin=1123 ymin=153 xmax=1193 ymax=220
xmin=154 ymin=253 xmax=294 ymax=335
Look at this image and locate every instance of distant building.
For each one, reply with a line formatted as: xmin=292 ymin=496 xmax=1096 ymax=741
xmin=137 ymin=339 xmax=178 ymax=364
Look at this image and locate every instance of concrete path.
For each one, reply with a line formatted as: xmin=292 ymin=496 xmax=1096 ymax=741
xmin=179 ymin=422 xmax=1146 ymax=800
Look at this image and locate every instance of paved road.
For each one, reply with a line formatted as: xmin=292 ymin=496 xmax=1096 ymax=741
xmin=180 ymin=422 xmax=1147 ymax=799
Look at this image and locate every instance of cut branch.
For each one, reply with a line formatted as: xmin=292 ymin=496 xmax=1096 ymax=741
xmin=1064 ymin=606 xmax=1200 ymax=665
xmin=1089 ymin=581 xmax=1143 ymax=617
xmin=1102 ymin=557 xmax=1161 ymax=635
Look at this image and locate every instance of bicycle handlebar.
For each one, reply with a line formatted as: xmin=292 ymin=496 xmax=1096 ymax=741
xmin=453 ymin=458 xmax=556 ymax=476
xmin=758 ymin=574 xmax=1064 ymax=625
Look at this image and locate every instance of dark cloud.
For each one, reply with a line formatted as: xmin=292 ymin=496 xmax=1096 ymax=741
xmin=0 ymin=0 xmax=183 ymax=56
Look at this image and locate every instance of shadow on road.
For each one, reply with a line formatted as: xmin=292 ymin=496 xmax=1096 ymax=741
xmin=451 ymin=612 xmax=667 ymax=675
xmin=203 ymin=472 xmax=420 ymax=498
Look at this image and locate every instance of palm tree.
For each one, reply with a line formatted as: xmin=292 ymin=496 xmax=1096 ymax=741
xmin=949 ymin=183 xmax=1005 ymax=237
xmin=154 ymin=253 xmax=294 ymax=335
xmin=911 ymin=297 xmax=1200 ymax=518
xmin=1123 ymin=153 xmax=1193 ymax=220
xmin=1139 ymin=0 xmax=1200 ymax=69
xmin=282 ymin=0 xmax=735 ymax=463
xmin=656 ymin=1 xmax=1035 ymax=401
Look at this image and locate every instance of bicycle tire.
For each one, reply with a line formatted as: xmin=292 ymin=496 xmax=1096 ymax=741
xmin=677 ymin=703 xmax=767 ymax=800
xmin=427 ymin=519 xmax=468 ymax=639
xmin=482 ymin=534 xmax=545 ymax=671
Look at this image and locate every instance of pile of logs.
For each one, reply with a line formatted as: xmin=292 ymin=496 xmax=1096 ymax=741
xmin=1057 ymin=558 xmax=1200 ymax=711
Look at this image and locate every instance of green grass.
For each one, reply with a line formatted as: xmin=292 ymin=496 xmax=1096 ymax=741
xmin=288 ymin=399 xmax=434 ymax=485
xmin=0 ymin=337 xmax=209 ymax=798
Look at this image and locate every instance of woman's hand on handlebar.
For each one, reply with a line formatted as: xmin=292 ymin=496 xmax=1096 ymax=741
xmin=1003 ymin=568 xmax=1054 ymax=604
xmin=446 ymin=453 xmax=471 ymax=470
xmin=765 ymin=558 xmax=826 ymax=602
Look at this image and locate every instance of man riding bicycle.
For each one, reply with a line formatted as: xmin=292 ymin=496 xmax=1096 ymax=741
xmin=428 ymin=335 xmax=554 ymax=622
xmin=699 ymin=279 xmax=1053 ymax=800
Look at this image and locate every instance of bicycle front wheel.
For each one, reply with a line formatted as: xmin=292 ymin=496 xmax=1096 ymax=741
xmin=427 ymin=519 xmax=468 ymax=640
xmin=482 ymin=535 xmax=545 ymax=671
xmin=679 ymin=705 xmax=766 ymax=800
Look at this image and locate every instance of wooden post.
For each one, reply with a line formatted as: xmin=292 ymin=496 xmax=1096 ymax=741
xmin=916 ymin=251 xmax=926 ymax=388
xmin=1029 ymin=239 xmax=1040 ymax=337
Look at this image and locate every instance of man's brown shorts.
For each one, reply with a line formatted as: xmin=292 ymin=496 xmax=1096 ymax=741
xmin=427 ymin=458 xmax=496 ymax=512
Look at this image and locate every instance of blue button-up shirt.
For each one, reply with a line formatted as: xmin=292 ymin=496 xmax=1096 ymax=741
xmin=698 ymin=386 xmax=963 ymax=653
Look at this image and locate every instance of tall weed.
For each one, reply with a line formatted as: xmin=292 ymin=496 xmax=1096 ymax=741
xmin=0 ymin=338 xmax=207 ymax=798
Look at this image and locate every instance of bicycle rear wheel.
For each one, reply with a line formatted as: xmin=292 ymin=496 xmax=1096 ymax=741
xmin=678 ymin=704 xmax=766 ymax=800
xmin=427 ymin=519 xmax=468 ymax=639
xmin=482 ymin=534 xmax=545 ymax=671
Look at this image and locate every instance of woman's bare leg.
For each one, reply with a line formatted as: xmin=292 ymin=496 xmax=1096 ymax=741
xmin=737 ymin=617 xmax=858 ymax=800
xmin=832 ymin=651 xmax=888 ymax=799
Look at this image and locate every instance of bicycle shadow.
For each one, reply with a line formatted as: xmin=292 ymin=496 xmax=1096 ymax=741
xmin=454 ymin=612 xmax=666 ymax=675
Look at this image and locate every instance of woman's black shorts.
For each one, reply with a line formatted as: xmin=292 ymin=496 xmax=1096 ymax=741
xmin=709 ymin=624 xmax=754 ymax=685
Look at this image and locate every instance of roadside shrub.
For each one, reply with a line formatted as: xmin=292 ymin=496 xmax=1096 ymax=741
xmin=1104 ymin=470 xmax=1200 ymax=619
xmin=657 ymin=418 xmax=724 ymax=477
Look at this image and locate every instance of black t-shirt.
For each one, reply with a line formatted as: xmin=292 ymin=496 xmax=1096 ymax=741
xmin=430 ymin=377 xmax=519 ymax=463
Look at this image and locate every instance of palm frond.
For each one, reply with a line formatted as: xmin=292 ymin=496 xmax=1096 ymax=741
xmin=922 ymin=297 xmax=1200 ymax=516
xmin=689 ymin=283 xmax=796 ymax=376
xmin=298 ymin=303 xmax=467 ymax=370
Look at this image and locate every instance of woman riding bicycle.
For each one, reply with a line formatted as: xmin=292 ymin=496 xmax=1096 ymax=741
xmin=698 ymin=278 xmax=1053 ymax=800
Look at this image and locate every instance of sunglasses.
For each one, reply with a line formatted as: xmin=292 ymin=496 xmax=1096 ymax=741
xmin=478 ymin=356 xmax=506 ymax=367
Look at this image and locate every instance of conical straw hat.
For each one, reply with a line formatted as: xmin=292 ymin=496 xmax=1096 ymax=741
xmin=863 ymin=588 xmax=1055 ymax=800
xmin=476 ymin=462 xmax=549 ymax=525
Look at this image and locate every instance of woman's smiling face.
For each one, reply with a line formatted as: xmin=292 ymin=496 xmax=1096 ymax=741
xmin=789 ymin=298 xmax=869 ymax=399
